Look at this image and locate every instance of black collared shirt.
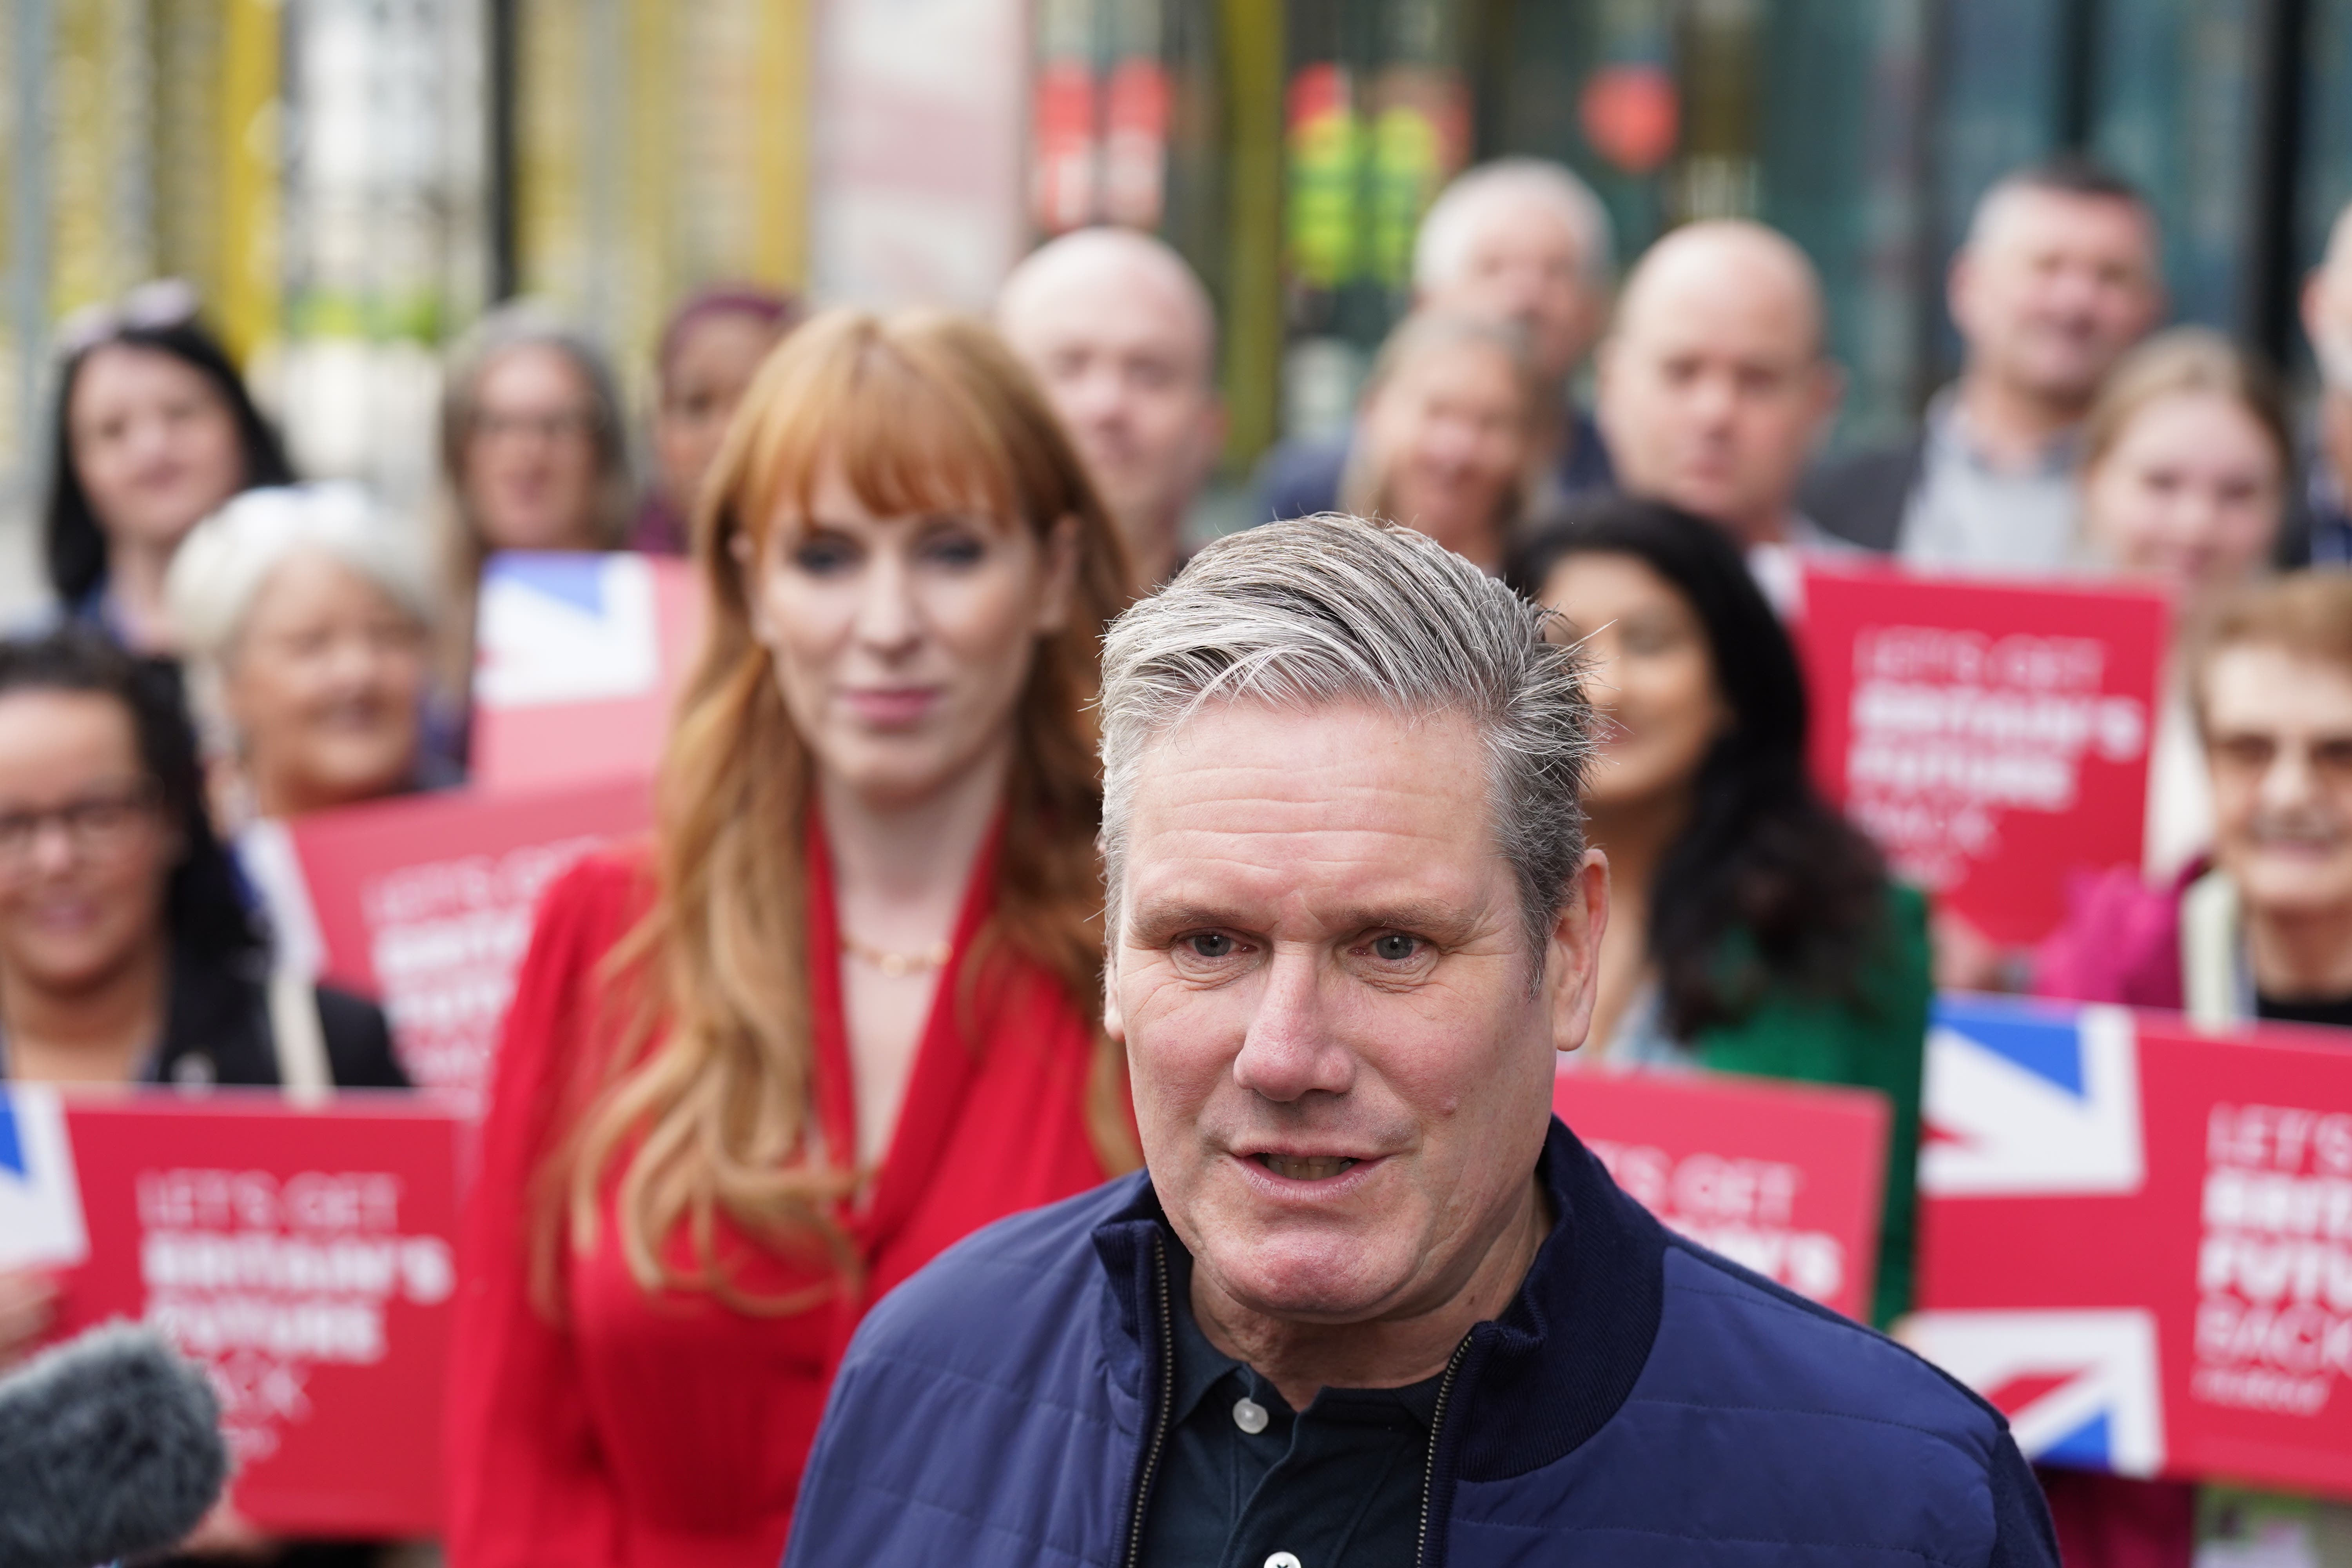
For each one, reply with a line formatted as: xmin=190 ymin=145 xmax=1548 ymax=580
xmin=1137 ymin=1247 xmax=1449 ymax=1568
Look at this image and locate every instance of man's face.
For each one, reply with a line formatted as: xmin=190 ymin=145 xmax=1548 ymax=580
xmin=1001 ymin=264 xmax=1224 ymax=554
xmin=2205 ymin=646 xmax=2352 ymax=920
xmin=1425 ymin=202 xmax=1604 ymax=386
xmin=1597 ymin=266 xmax=1837 ymax=543
xmin=1109 ymin=700 xmax=1605 ymax=1326
xmin=1952 ymin=189 xmax=2161 ymax=409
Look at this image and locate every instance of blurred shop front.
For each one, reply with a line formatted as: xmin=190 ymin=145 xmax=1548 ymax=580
xmin=1033 ymin=0 xmax=2352 ymax=471
xmin=7 ymin=0 xmax=2352 ymax=606
xmin=0 ymin=0 xmax=1029 ymax=609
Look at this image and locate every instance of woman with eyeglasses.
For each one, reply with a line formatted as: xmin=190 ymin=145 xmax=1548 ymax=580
xmin=436 ymin=303 xmax=633 ymax=704
xmin=445 ymin=309 xmax=1137 ymax=1568
xmin=44 ymin=281 xmax=296 ymax=654
xmin=0 ymin=627 xmax=406 ymax=1564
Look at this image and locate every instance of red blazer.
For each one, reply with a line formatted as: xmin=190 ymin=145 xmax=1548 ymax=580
xmin=445 ymin=831 xmax=1117 ymax=1568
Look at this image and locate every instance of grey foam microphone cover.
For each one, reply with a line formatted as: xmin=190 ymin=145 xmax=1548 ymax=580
xmin=0 ymin=1322 xmax=230 ymax=1568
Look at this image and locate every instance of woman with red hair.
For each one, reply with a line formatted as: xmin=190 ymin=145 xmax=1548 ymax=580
xmin=445 ymin=309 xmax=1137 ymax=1567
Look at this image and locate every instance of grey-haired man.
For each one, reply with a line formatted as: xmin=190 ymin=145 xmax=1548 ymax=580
xmin=783 ymin=515 xmax=2056 ymax=1568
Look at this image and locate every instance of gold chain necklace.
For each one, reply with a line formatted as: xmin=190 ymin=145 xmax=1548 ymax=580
xmin=840 ymin=933 xmax=953 ymax=979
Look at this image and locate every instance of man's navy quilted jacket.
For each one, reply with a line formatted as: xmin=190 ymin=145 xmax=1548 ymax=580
xmin=783 ymin=1118 xmax=2059 ymax=1567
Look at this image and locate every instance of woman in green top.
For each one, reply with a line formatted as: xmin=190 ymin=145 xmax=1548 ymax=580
xmin=1510 ymin=498 xmax=1931 ymax=1328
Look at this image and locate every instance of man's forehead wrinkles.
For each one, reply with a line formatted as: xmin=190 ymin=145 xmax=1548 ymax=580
xmin=1131 ymin=776 xmax=1472 ymax=833
xmin=1126 ymin=830 xmax=1480 ymax=889
xmin=1128 ymin=852 xmax=1468 ymax=899
xmin=1125 ymin=852 xmax=1504 ymax=928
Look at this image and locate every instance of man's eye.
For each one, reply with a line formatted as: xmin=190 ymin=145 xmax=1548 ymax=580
xmin=1185 ymin=933 xmax=1236 ymax=959
xmin=1370 ymin=933 xmax=1420 ymax=962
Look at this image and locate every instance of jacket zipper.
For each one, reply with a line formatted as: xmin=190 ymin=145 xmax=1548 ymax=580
xmin=1122 ymin=1233 xmax=1175 ymax=1568
xmin=1413 ymin=1335 xmax=1475 ymax=1568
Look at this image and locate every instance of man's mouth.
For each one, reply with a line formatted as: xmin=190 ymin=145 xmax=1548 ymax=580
xmin=1255 ymin=1154 xmax=1359 ymax=1181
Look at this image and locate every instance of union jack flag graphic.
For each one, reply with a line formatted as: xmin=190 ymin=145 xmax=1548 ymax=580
xmin=1916 ymin=995 xmax=2352 ymax=1496
xmin=0 ymin=1085 xmax=88 ymax=1273
xmin=1922 ymin=999 xmax=2145 ymax=1196
xmin=475 ymin=552 xmax=663 ymax=713
xmin=470 ymin=552 xmax=703 ymax=791
xmin=1906 ymin=1307 xmax=2166 ymax=1476
xmin=1913 ymin=998 xmax=2164 ymax=1477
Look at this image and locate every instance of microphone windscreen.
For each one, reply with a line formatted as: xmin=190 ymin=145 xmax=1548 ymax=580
xmin=0 ymin=1322 xmax=230 ymax=1568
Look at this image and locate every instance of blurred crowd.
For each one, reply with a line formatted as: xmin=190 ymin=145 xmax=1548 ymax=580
xmin=1 ymin=147 xmax=2350 ymax=1568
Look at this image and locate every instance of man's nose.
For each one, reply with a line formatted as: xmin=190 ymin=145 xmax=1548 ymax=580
xmin=1497 ymin=272 xmax=1547 ymax=314
xmin=1230 ymin=949 xmax=1355 ymax=1104
xmin=1069 ymin=366 xmax=1130 ymax=425
xmin=2042 ymin=265 xmax=2107 ymax=321
xmin=1685 ymin=371 xmax=1738 ymax=429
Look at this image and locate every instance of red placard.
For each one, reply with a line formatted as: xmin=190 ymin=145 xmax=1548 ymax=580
xmin=10 ymin=1091 xmax=464 ymax=1537
xmin=264 ymin=778 xmax=650 ymax=1102
xmin=1800 ymin=563 xmax=2169 ymax=946
xmin=1914 ymin=995 xmax=2352 ymax=1496
xmin=470 ymin=552 xmax=705 ymax=794
xmin=1554 ymin=1067 xmax=1891 ymax=1320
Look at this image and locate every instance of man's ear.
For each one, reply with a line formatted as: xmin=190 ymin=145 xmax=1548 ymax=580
xmin=1102 ymin=936 xmax=1127 ymax=1044
xmin=1548 ymin=849 xmax=1612 ymax=1056
xmin=1035 ymin=515 xmax=1083 ymax=635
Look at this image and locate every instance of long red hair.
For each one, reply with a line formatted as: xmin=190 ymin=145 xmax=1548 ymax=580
xmin=546 ymin=308 xmax=1137 ymax=1307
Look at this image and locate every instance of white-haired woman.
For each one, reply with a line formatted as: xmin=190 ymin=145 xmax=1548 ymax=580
xmin=166 ymin=483 xmax=448 ymax=828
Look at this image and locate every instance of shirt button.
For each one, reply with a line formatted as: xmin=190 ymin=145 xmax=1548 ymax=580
xmin=1265 ymin=1555 xmax=1303 ymax=1568
xmin=1232 ymin=1396 xmax=1270 ymax=1434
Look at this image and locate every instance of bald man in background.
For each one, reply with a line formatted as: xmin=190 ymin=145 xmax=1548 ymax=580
xmin=999 ymin=228 xmax=1227 ymax=590
xmin=1596 ymin=218 xmax=1844 ymax=607
xmin=1805 ymin=158 xmax=2163 ymax=569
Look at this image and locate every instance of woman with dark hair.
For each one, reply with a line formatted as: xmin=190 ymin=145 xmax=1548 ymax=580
xmin=446 ymin=309 xmax=1137 ymax=1567
xmin=44 ymin=281 xmax=296 ymax=652
xmin=0 ymin=626 xmax=404 ymax=1345
xmin=1508 ymin=497 xmax=1931 ymax=1325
